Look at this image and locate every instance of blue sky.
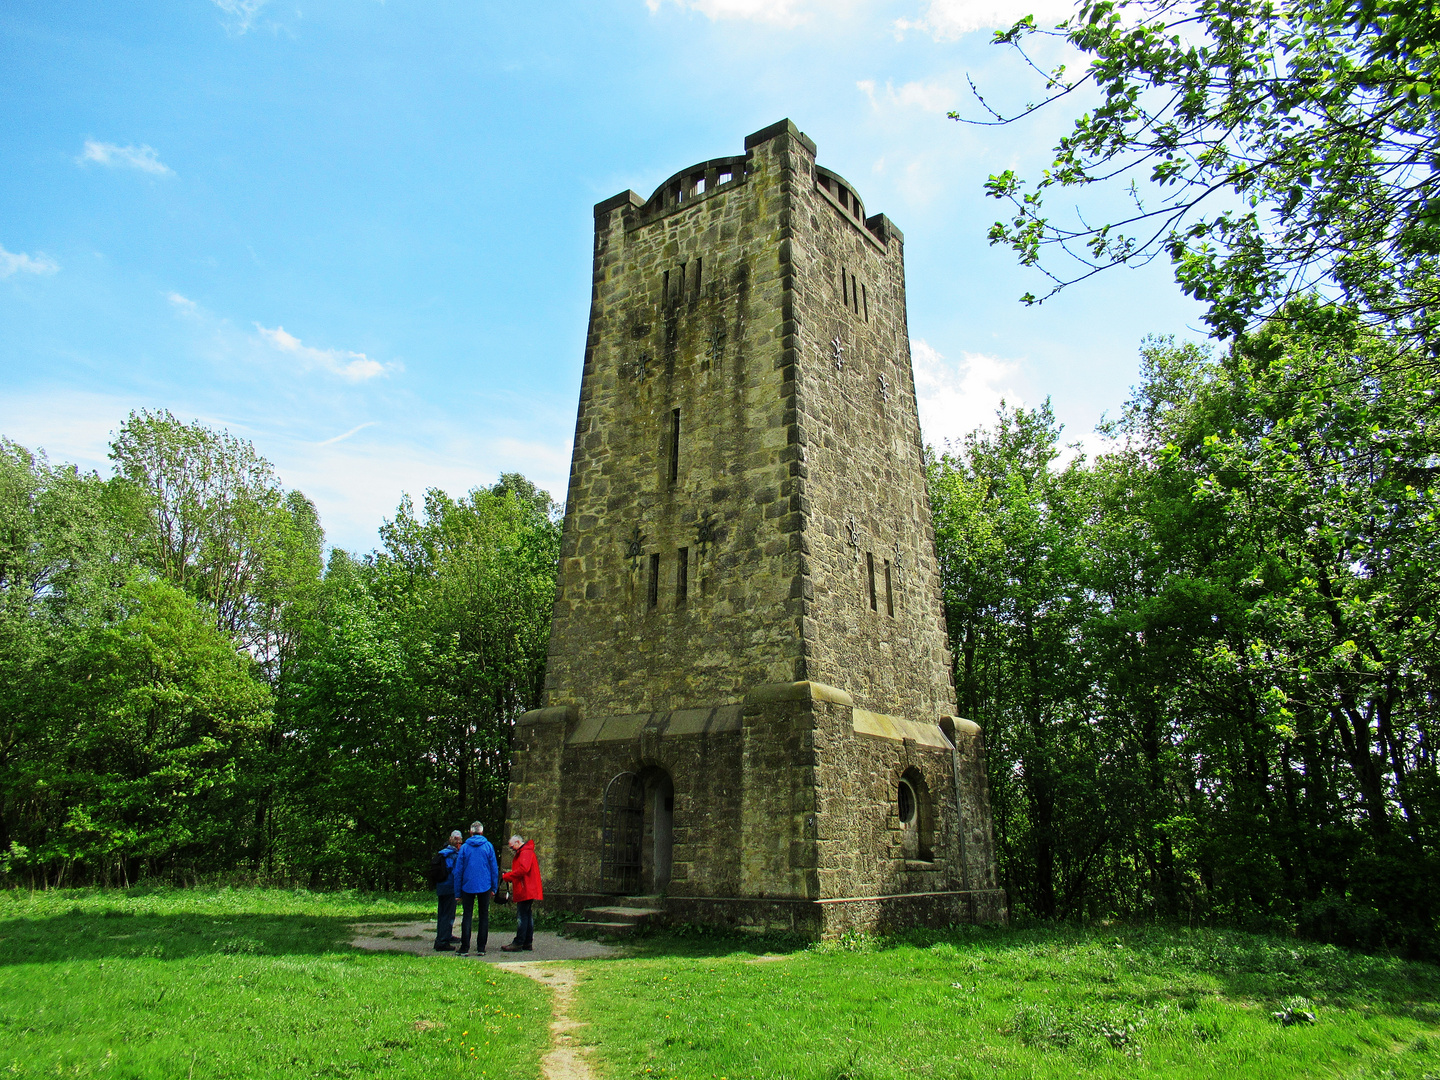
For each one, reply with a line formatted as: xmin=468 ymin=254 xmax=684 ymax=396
xmin=0 ymin=0 xmax=1207 ymax=554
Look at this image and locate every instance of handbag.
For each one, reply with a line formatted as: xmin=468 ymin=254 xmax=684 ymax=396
xmin=494 ymin=881 xmax=512 ymax=905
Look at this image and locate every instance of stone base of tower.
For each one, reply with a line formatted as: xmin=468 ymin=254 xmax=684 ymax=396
xmin=544 ymin=889 xmax=1009 ymax=937
xmin=505 ymin=680 xmax=1007 ymax=938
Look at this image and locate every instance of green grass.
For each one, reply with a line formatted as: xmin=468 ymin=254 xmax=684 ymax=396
xmin=8 ymin=890 xmax=1440 ymax=1080
xmin=0 ymin=887 xmax=549 ymax=1078
xmin=575 ymin=924 xmax=1440 ymax=1080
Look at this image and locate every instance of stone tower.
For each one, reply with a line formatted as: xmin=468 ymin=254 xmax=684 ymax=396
xmin=506 ymin=119 xmax=1005 ymax=933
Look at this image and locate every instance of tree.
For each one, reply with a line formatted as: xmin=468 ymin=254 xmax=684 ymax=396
xmin=930 ymin=404 xmax=1101 ymax=918
xmin=0 ymin=439 xmax=273 ymax=885
xmin=270 ymin=477 xmax=560 ymax=887
xmin=970 ymin=0 xmax=1440 ymax=343
xmin=109 ymin=409 xmax=324 ymax=675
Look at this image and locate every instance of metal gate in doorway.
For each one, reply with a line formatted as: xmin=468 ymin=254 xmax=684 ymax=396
xmin=600 ymin=771 xmax=643 ymax=894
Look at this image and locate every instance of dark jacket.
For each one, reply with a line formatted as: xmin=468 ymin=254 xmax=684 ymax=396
xmin=454 ymin=833 xmax=499 ymax=895
xmin=502 ymin=840 xmax=544 ymax=902
xmin=435 ymin=844 xmax=459 ymax=896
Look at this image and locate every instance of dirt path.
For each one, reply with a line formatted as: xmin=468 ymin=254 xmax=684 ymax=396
xmin=347 ymin=921 xmax=607 ymax=1079
xmin=507 ymin=963 xmax=595 ymax=1080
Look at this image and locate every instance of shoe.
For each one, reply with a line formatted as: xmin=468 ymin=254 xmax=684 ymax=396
xmin=434 ymin=943 xmax=457 ymax=952
xmin=447 ymin=937 xmax=461 ymax=944
xmin=456 ymin=950 xmax=469 ymax=956
xmin=522 ymin=945 xmax=533 ymax=951
xmin=477 ymin=949 xmax=486 ymax=955
xmin=500 ymin=943 xmax=522 ymax=952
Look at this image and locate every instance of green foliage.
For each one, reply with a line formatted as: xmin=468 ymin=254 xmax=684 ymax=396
xmin=267 ymin=479 xmax=560 ymax=887
xmin=969 ymin=0 xmax=1440 ymax=342
xmin=0 ymin=438 xmax=273 ymax=886
xmin=931 ymin=315 xmax=1440 ymax=953
xmin=930 ymin=404 xmax=1101 ymax=920
xmin=0 ymin=412 xmax=559 ymax=891
xmin=578 ymin=923 xmax=1440 ymax=1080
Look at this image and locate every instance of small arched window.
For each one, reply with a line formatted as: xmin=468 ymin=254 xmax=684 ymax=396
xmin=898 ymin=779 xmax=916 ymax=826
xmin=899 ymin=769 xmax=934 ymax=863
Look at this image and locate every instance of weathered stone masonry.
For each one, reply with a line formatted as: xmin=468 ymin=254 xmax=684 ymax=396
xmin=507 ymin=119 xmax=1006 ymax=934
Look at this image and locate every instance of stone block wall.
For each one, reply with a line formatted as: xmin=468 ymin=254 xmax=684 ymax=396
xmin=544 ymin=131 xmax=805 ymax=717
xmin=506 ymin=120 xmax=1005 ymax=934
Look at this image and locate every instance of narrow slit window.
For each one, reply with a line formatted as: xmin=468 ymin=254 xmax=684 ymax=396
xmin=663 ymin=269 xmax=670 ymax=302
xmin=884 ymin=560 xmax=894 ymax=617
xmin=677 ymin=547 xmax=689 ymax=605
xmin=862 ymin=283 xmax=869 ymax=322
xmin=842 ymin=268 xmax=849 ymax=308
xmin=668 ymin=408 xmax=681 ymax=486
xmin=648 ymin=553 xmax=660 ymax=609
xmin=693 ymin=257 xmax=702 ymax=298
xmin=678 ymin=262 xmax=686 ymax=302
xmin=867 ymin=552 xmax=878 ymax=611
xmin=851 ymin=274 xmax=859 ymax=314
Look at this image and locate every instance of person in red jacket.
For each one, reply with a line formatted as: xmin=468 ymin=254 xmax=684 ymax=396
xmin=499 ymin=834 xmax=543 ymax=952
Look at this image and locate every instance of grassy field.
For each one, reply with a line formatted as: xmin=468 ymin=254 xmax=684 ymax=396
xmin=0 ymin=887 xmax=549 ymax=1078
xmin=4 ymin=890 xmax=1439 ymax=1080
xmin=577 ymin=925 xmax=1440 ymax=1080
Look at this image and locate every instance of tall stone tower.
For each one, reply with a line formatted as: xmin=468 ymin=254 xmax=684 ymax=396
xmin=507 ymin=120 xmax=1004 ymax=933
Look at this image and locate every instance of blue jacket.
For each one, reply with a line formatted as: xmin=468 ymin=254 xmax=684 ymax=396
xmin=435 ymin=845 xmax=459 ymax=896
xmin=454 ymin=833 xmax=499 ymax=895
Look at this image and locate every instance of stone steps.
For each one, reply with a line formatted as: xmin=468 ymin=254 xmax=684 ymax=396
xmin=563 ymin=898 xmax=665 ymax=939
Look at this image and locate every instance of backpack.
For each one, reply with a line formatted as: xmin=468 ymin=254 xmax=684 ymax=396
xmin=425 ymin=851 xmax=450 ymax=886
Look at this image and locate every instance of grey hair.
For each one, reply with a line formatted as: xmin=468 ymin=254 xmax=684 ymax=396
xmin=449 ymin=830 xmax=463 ymax=840
xmin=470 ymin=821 xmax=484 ymax=833
xmin=509 ymin=835 xmax=524 ymax=845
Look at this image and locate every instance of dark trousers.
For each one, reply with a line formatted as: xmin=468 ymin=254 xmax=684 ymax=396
xmin=434 ymin=892 xmax=456 ymax=948
xmin=514 ymin=899 xmax=534 ymax=948
xmin=459 ymin=891 xmax=490 ymax=953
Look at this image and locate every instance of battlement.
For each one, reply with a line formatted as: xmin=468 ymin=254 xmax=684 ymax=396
xmin=593 ymin=119 xmax=899 ymax=248
xmin=640 ymin=156 xmax=749 ymax=220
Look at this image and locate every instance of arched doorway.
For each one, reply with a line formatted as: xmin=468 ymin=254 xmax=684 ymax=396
xmin=599 ymin=767 xmax=674 ymax=895
xmin=638 ymin=767 xmax=674 ymax=894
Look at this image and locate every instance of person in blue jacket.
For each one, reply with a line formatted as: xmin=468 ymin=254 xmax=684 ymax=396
xmin=454 ymin=821 xmax=499 ymax=955
xmin=433 ymin=830 xmax=463 ymax=951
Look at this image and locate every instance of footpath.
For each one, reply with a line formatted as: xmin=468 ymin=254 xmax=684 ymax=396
xmin=351 ymin=921 xmax=616 ymax=1080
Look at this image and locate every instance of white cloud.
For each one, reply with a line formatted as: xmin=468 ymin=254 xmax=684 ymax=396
xmin=646 ymin=0 xmax=814 ymax=24
xmin=0 ymin=387 xmax=573 ymax=557
xmin=212 ymin=0 xmax=269 ymax=33
xmin=0 ymin=244 xmax=59 ymax=278
xmin=895 ymin=0 xmax=1076 ymax=39
xmin=256 ymin=325 xmax=392 ymax=383
xmin=858 ymin=78 xmax=959 ymax=114
xmin=77 ymin=140 xmax=174 ymax=176
xmin=317 ymin=422 xmax=379 ymax=446
xmin=912 ymin=338 xmax=1025 ymax=450
xmin=167 ymin=292 xmax=199 ymax=313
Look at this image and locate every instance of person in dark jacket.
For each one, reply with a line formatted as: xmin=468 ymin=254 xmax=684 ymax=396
xmin=453 ymin=821 xmax=499 ymax=955
xmin=433 ymin=830 xmax=463 ymax=951
xmin=499 ymin=834 xmax=544 ymax=952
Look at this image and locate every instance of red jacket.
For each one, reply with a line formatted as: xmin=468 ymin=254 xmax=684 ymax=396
xmin=502 ymin=840 xmax=544 ymax=902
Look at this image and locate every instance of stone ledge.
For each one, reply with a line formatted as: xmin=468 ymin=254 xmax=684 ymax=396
xmin=593 ymin=189 xmax=645 ymax=218
xmin=565 ymin=705 xmax=744 ymax=745
xmin=939 ymin=716 xmax=982 ymax=742
xmin=744 ymin=680 xmax=853 ymax=707
xmin=852 ymin=708 xmax=952 ymax=749
xmin=744 ymin=118 xmax=817 ymax=156
xmin=518 ymin=705 xmax=579 ymax=728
